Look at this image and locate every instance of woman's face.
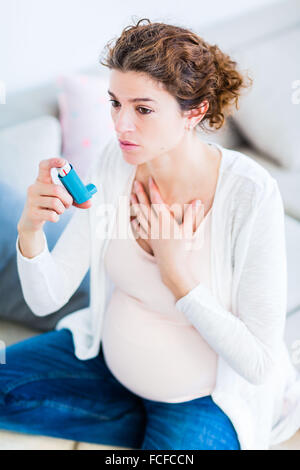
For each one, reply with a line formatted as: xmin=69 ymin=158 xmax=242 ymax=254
xmin=108 ymin=69 xmax=189 ymax=165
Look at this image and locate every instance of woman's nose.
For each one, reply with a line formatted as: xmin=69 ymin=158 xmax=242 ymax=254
xmin=114 ymin=109 xmax=136 ymax=133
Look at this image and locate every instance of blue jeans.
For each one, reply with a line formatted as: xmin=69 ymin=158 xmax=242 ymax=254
xmin=0 ymin=329 xmax=240 ymax=450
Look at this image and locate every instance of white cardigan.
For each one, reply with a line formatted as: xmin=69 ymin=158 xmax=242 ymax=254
xmin=16 ymin=136 xmax=300 ymax=450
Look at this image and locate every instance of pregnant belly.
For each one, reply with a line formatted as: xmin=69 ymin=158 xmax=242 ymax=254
xmin=101 ymin=289 xmax=217 ymax=402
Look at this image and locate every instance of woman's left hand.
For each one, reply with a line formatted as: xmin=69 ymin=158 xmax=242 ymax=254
xmin=130 ymin=176 xmax=205 ymax=300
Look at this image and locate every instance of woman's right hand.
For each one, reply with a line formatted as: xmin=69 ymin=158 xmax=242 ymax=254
xmin=17 ymin=157 xmax=92 ymax=234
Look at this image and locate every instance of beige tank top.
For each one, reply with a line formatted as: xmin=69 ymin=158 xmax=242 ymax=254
xmin=102 ymin=169 xmax=218 ymax=402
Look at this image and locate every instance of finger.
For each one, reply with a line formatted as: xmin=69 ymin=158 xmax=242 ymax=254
xmin=131 ymin=190 xmax=150 ymax=222
xmin=133 ymin=180 xmax=151 ymax=222
xmin=182 ymin=201 xmax=195 ymax=237
xmin=183 ymin=203 xmax=193 ymax=235
xmin=130 ymin=216 xmax=139 ymax=239
xmin=148 ymin=176 xmax=164 ymax=203
xmin=148 ymin=177 xmax=181 ymax=239
xmin=151 ymin=197 xmax=178 ymax=238
xmin=36 ymin=157 xmax=66 ymax=185
xmin=38 ymin=196 xmax=66 ymax=215
xmin=131 ymin=216 xmax=148 ymax=240
xmin=35 ymin=181 xmax=73 ymax=208
xmin=183 ymin=200 xmax=204 ymax=235
xmin=193 ymin=200 xmax=205 ymax=232
xmin=148 ymin=176 xmax=174 ymax=223
xmin=73 ymin=199 xmax=92 ymax=209
xmin=34 ymin=208 xmax=60 ymax=223
xmin=133 ymin=180 xmax=150 ymax=206
xmin=130 ymin=194 xmax=150 ymax=235
xmin=148 ymin=181 xmax=168 ymax=217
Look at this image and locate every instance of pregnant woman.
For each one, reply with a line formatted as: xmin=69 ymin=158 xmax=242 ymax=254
xmin=1 ymin=18 xmax=300 ymax=450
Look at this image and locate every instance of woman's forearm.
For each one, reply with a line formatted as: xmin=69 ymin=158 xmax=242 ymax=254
xmin=16 ymin=206 xmax=91 ymax=317
xmin=16 ymin=229 xmax=70 ymax=316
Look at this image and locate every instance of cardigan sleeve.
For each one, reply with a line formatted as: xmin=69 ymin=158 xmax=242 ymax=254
xmin=175 ymin=178 xmax=287 ymax=385
xmin=16 ymin=203 xmax=90 ymax=316
xmin=14 ymin=152 xmax=102 ymax=317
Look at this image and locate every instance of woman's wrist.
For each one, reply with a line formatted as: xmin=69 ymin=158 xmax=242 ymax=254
xmin=17 ymin=229 xmax=46 ymax=259
xmin=163 ymin=269 xmax=200 ymax=302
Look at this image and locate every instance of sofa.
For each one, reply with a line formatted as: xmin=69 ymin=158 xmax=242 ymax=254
xmin=0 ymin=0 xmax=299 ymax=450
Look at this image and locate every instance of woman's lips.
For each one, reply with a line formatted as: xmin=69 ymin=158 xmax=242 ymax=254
xmin=119 ymin=141 xmax=140 ymax=150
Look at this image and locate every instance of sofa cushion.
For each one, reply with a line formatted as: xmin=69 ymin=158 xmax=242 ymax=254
xmin=230 ymin=25 xmax=300 ymax=170
xmin=284 ymin=309 xmax=300 ymax=374
xmin=0 ymin=178 xmax=90 ymax=331
xmin=235 ymin=145 xmax=300 ymax=221
xmin=197 ymin=0 xmax=300 ymax=170
xmin=0 ymin=319 xmax=39 ymax=347
xmin=0 ymin=429 xmax=75 ymax=450
xmin=218 ymin=145 xmax=300 ymax=315
xmin=0 ymin=115 xmax=91 ymax=331
xmin=284 ymin=215 xmax=300 ymax=315
xmin=0 ymin=116 xmax=62 ymax=194
xmin=56 ymin=73 xmax=114 ymax=182
xmin=197 ymin=116 xmax=245 ymax=150
xmin=0 ymin=254 xmax=89 ymax=331
xmin=0 ymin=180 xmax=25 ymax=272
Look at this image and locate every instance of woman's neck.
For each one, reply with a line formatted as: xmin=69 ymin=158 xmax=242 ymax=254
xmin=136 ymin=134 xmax=221 ymax=207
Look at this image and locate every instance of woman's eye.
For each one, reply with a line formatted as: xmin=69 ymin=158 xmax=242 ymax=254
xmin=109 ymin=100 xmax=152 ymax=115
xmin=138 ymin=107 xmax=152 ymax=115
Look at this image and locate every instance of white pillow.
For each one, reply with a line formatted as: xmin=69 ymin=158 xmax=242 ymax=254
xmin=197 ymin=117 xmax=244 ymax=150
xmin=56 ymin=73 xmax=114 ymax=182
xmin=231 ymin=26 xmax=300 ymax=170
xmin=0 ymin=116 xmax=62 ymax=195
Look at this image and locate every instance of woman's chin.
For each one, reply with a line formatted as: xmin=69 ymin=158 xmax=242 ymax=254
xmin=122 ymin=153 xmax=137 ymax=163
xmin=122 ymin=151 xmax=144 ymax=165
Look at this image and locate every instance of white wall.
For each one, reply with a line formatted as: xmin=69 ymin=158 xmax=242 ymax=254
xmin=0 ymin=0 xmax=284 ymax=94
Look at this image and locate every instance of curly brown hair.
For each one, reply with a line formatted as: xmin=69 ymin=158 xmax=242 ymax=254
xmin=99 ymin=17 xmax=253 ymax=132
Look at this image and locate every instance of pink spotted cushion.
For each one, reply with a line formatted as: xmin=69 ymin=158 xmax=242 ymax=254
xmin=56 ymin=73 xmax=115 ymax=181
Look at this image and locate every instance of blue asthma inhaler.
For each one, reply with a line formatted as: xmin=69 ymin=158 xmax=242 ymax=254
xmin=56 ymin=161 xmax=97 ymax=204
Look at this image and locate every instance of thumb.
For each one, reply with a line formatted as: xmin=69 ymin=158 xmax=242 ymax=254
xmin=183 ymin=199 xmax=203 ymax=235
xmin=73 ymin=199 xmax=92 ymax=209
xmin=193 ymin=200 xmax=205 ymax=232
xmin=182 ymin=200 xmax=195 ymax=237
